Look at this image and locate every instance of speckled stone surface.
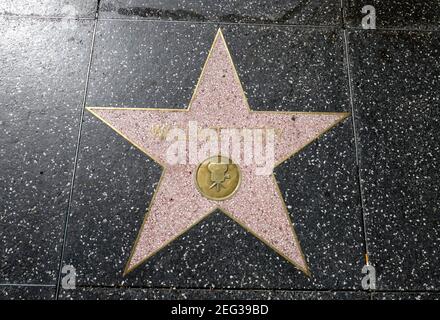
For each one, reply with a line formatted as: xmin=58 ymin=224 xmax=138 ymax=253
xmin=348 ymin=30 xmax=440 ymax=290
xmin=0 ymin=0 xmax=98 ymax=18
xmin=0 ymin=17 xmax=94 ymax=285
xmin=274 ymin=119 xmax=364 ymax=289
xmin=59 ymin=287 xmax=368 ymax=300
xmin=100 ymin=0 xmax=341 ymax=25
xmin=0 ymin=286 xmax=55 ymax=300
xmin=372 ymin=292 xmax=440 ymax=300
xmin=87 ymin=22 xmax=349 ymax=112
xmin=344 ymin=0 xmax=440 ymax=30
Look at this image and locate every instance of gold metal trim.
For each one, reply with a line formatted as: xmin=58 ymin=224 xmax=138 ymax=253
xmin=87 ymin=28 xmax=350 ymax=277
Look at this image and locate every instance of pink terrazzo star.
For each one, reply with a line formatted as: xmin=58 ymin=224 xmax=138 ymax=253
xmin=88 ymin=29 xmax=349 ymax=276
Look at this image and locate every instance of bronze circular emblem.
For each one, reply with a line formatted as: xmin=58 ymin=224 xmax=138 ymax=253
xmin=195 ymin=156 xmax=241 ymax=201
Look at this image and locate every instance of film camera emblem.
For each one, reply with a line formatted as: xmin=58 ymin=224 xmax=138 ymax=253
xmin=195 ymin=156 xmax=241 ymax=201
xmin=207 ymin=162 xmax=230 ymax=191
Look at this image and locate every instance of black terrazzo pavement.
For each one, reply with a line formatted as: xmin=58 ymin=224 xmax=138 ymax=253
xmin=0 ymin=0 xmax=98 ymax=18
xmin=0 ymin=285 xmax=55 ymax=300
xmin=1 ymin=1 xmax=440 ymax=300
xmin=99 ymin=0 xmax=341 ymax=26
xmin=372 ymin=292 xmax=440 ymax=300
xmin=0 ymin=17 xmax=94 ymax=285
xmin=59 ymin=288 xmax=368 ymax=300
xmin=348 ymin=30 xmax=440 ymax=291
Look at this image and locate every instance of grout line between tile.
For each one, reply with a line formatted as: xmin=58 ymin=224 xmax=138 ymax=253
xmin=340 ymin=0 xmax=345 ymax=29
xmin=0 ymin=283 xmax=56 ymax=287
xmin=95 ymin=17 xmax=339 ymax=29
xmin=0 ymin=14 xmax=95 ymax=21
xmin=54 ymin=13 xmax=99 ymax=300
xmin=347 ymin=26 xmax=440 ymax=33
xmin=342 ymin=30 xmax=370 ymax=261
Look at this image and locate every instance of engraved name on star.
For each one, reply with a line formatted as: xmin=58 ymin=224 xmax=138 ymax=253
xmin=87 ymin=29 xmax=349 ymax=276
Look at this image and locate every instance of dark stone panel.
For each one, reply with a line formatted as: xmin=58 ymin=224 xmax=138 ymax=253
xmin=372 ymin=292 xmax=440 ymax=300
xmin=100 ymin=0 xmax=341 ymax=26
xmin=348 ymin=30 xmax=440 ymax=290
xmin=0 ymin=285 xmax=55 ymax=300
xmin=0 ymin=0 xmax=97 ymax=18
xmin=222 ymin=25 xmax=349 ymax=113
xmin=0 ymin=17 xmax=94 ymax=284
xmin=86 ymin=21 xmax=217 ymax=109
